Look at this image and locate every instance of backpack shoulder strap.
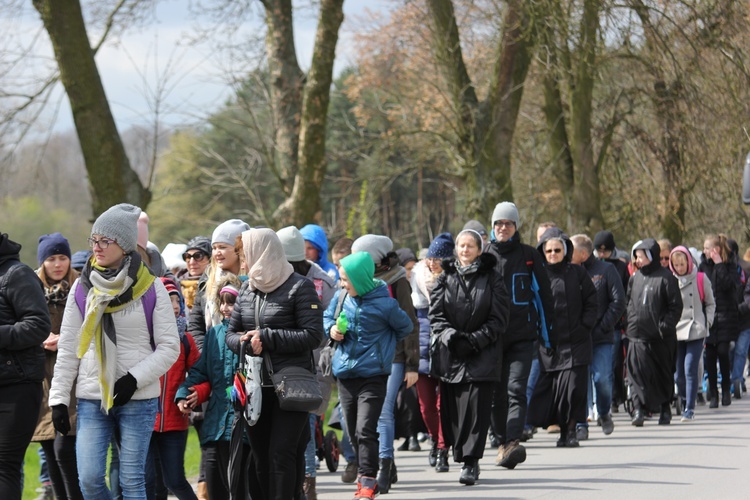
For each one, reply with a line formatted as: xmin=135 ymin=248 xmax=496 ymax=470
xmin=333 ymin=290 xmax=348 ymax=320
xmin=76 ymin=282 xmax=157 ymax=350
xmin=697 ymin=272 xmax=705 ymax=304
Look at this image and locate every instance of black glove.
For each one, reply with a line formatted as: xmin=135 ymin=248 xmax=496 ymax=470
xmin=51 ymin=404 xmax=70 ymax=436
xmin=449 ymin=333 xmax=475 ymax=359
xmin=113 ymin=372 xmax=138 ymax=406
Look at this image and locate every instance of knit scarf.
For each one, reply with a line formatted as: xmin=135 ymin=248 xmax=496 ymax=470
xmin=456 ymin=260 xmax=480 ymax=276
xmin=77 ymin=253 xmax=155 ymax=412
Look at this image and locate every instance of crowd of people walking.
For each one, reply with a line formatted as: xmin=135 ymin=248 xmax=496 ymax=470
xmin=1 ymin=199 xmax=750 ymax=500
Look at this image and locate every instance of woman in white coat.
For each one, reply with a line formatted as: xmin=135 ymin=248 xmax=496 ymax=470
xmin=49 ymin=204 xmax=179 ymax=499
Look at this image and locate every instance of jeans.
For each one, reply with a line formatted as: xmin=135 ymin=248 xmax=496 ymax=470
xmin=731 ymin=328 xmax=750 ymax=382
xmin=491 ymin=340 xmax=534 ymax=444
xmin=0 ymin=382 xmax=42 ymax=500
xmin=338 ymin=404 xmax=356 ymax=463
xmin=675 ymin=339 xmax=704 ymax=411
xmin=304 ymin=413 xmax=317 ymax=477
xmin=612 ymin=330 xmax=626 ymax=405
xmin=591 ymin=342 xmax=614 ymax=418
xmin=377 ymin=362 xmax=405 ymax=458
xmin=338 ymin=376 xmax=388 ymax=478
xmin=38 ymin=446 xmax=50 ymax=484
xmin=146 ymin=430 xmax=197 ymax=500
xmin=77 ymin=398 xmax=157 ymax=500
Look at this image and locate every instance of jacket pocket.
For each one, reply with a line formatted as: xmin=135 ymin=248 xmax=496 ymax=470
xmin=511 ymin=273 xmax=533 ymax=306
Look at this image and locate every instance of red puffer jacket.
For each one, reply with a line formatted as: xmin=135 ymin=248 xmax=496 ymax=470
xmin=154 ymin=333 xmax=200 ymax=432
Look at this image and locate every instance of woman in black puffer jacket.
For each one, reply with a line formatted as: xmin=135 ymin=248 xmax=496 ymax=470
xmin=429 ymin=229 xmax=509 ymax=486
xmin=699 ymin=234 xmax=740 ymax=408
xmin=225 ymin=228 xmax=323 ymax=500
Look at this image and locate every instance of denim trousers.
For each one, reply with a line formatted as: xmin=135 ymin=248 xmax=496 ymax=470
xmin=591 ymin=342 xmax=614 ymax=418
xmin=731 ymin=328 xmax=750 ymax=382
xmin=675 ymin=339 xmax=704 ymax=411
xmin=76 ymin=398 xmax=157 ymax=500
xmin=0 ymin=381 xmax=42 ymax=500
xmin=377 ymin=362 xmax=405 ymax=458
xmin=304 ymin=413 xmax=317 ymax=477
xmin=145 ymin=430 xmax=197 ymax=500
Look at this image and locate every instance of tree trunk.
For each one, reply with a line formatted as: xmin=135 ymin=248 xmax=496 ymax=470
xmin=427 ymin=0 xmax=534 ymax=221
xmin=32 ymin=0 xmax=150 ymax=217
xmin=281 ymin=0 xmax=345 ymax=226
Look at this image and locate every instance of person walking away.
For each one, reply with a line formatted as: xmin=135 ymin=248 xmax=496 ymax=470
xmin=625 ymin=238 xmax=682 ymax=426
xmin=570 ymin=234 xmax=625 ymax=439
xmin=48 ymin=203 xmax=180 ymax=498
xmin=485 ymin=202 xmax=554 ymax=469
xmin=325 ymin=251 xmax=413 ymax=499
xmin=0 ymin=232 xmax=51 ymax=499
xmin=429 ymin=229 xmax=509 ymax=484
xmin=669 ymin=246 xmax=715 ymax=421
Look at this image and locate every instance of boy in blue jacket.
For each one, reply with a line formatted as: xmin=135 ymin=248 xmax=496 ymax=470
xmin=325 ymin=251 xmax=412 ymax=499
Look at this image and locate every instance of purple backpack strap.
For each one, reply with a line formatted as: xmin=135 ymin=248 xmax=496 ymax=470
xmin=75 ymin=282 xmax=157 ymax=351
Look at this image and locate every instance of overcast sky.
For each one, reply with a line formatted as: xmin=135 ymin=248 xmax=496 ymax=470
xmin=4 ymin=0 xmax=392 ymax=136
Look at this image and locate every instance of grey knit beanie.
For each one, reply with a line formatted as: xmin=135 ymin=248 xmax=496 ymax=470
xmin=352 ymin=234 xmax=394 ymax=265
xmin=491 ymin=202 xmax=520 ymax=229
xmin=91 ymin=203 xmax=141 ymax=254
xmin=276 ymin=226 xmax=306 ymax=262
xmin=212 ymin=219 xmax=250 ymax=246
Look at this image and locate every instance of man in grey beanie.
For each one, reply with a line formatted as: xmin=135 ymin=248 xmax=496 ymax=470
xmin=485 ymin=201 xmax=555 ymax=470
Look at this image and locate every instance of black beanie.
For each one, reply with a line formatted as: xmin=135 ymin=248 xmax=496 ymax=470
xmin=593 ymin=230 xmax=616 ymax=251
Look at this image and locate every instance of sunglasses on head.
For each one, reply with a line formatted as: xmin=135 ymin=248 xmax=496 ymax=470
xmin=183 ymin=251 xmax=208 ymax=262
xmin=545 ymin=248 xmax=562 ymax=254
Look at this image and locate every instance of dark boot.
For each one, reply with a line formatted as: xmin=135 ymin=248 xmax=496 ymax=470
xmin=631 ymin=409 xmax=644 ymax=427
xmin=396 ymin=438 xmax=410 ymax=451
xmin=709 ymin=388 xmax=719 ymax=408
xmin=435 ymin=448 xmax=449 ymax=472
xmin=390 ymin=459 xmax=398 ymax=484
xmin=377 ymin=458 xmax=393 ymax=493
xmin=459 ymin=458 xmax=478 ymax=486
xmin=658 ymin=403 xmax=671 ymax=425
xmin=428 ymin=442 xmax=438 ymax=467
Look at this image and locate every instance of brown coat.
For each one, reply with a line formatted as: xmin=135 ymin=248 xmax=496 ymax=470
xmin=33 ymin=298 xmax=77 ymax=441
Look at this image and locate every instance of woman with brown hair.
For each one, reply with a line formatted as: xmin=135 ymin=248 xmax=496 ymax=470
xmin=699 ymin=234 xmax=741 ymax=407
xmin=33 ymin=233 xmax=83 ymax=499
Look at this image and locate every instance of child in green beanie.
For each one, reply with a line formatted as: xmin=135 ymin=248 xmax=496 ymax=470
xmin=324 ymin=251 xmax=413 ymax=499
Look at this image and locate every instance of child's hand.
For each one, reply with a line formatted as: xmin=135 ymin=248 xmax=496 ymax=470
xmin=330 ymin=325 xmax=344 ymax=342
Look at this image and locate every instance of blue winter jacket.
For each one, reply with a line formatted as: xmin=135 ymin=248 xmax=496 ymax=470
xmin=175 ymin=319 xmax=238 ymax=446
xmin=324 ymin=284 xmax=412 ymax=379
xmin=300 ymin=224 xmax=339 ymax=280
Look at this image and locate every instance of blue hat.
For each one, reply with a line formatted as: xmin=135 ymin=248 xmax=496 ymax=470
xmin=71 ymin=250 xmax=92 ymax=271
xmin=37 ymin=233 xmax=71 ymax=265
xmin=427 ymin=233 xmax=455 ymax=259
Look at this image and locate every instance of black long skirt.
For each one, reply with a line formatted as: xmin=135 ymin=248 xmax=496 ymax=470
xmin=440 ymin=381 xmax=492 ymax=463
xmin=626 ymin=337 xmax=676 ymax=411
xmin=527 ymin=365 xmax=588 ymax=429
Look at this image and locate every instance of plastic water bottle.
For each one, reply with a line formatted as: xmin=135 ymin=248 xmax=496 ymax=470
xmin=336 ymin=311 xmax=348 ymax=335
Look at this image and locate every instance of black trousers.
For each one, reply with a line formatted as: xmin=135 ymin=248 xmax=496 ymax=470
xmin=491 ymin=340 xmax=534 ymax=444
xmin=441 ymin=381 xmax=492 ymax=463
xmin=40 ymin=436 xmax=83 ymax=500
xmin=706 ymin=341 xmax=732 ymax=396
xmin=0 ymin=381 xmax=42 ymax=500
xmin=247 ymin=387 xmax=310 ymax=500
xmin=338 ymin=376 xmax=388 ymax=478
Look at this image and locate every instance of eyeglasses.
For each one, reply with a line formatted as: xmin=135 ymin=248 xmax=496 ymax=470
xmin=183 ymin=251 xmax=208 ymax=262
xmin=545 ymin=248 xmax=563 ymax=254
xmin=88 ymin=237 xmax=115 ymax=249
xmin=494 ymin=221 xmax=515 ymax=229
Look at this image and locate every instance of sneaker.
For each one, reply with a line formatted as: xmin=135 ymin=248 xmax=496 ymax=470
xmin=680 ymin=410 xmax=695 ymax=422
xmin=600 ymin=413 xmax=615 ymax=435
xmin=576 ymin=426 xmax=589 ymax=441
xmin=342 ymin=461 xmax=358 ymax=484
xmin=498 ymin=440 xmax=526 ymax=469
xmin=354 ymin=476 xmax=378 ymax=499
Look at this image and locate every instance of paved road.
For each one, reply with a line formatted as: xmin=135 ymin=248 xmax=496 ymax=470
xmin=315 ymin=397 xmax=750 ymax=499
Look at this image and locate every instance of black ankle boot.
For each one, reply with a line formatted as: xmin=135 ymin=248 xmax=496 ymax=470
xmin=377 ymin=458 xmax=393 ymax=493
xmin=429 ymin=442 xmax=438 ymax=467
xmin=435 ymin=448 xmax=449 ymax=472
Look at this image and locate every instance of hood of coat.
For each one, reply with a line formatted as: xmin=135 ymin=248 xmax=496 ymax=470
xmin=632 ymin=238 xmax=662 ymax=275
xmin=536 ymin=227 xmax=574 ymax=265
xmin=442 ymin=252 xmax=497 ymax=275
xmin=669 ymin=245 xmax=696 ymax=278
xmin=0 ymin=233 xmax=22 ymax=267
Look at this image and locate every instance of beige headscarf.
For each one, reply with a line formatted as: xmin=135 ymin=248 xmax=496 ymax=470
xmin=242 ymin=228 xmax=294 ymax=293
